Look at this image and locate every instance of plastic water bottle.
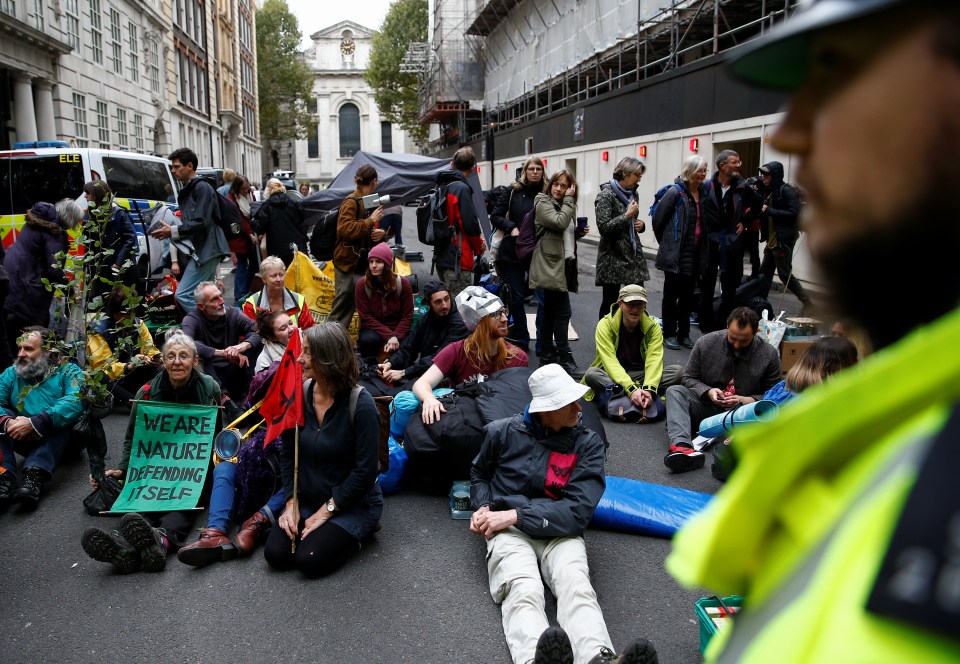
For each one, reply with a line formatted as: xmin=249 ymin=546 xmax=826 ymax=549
xmin=449 ymin=480 xmax=472 ymax=520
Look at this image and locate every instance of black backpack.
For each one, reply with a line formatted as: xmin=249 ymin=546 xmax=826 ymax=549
xmin=214 ymin=192 xmax=244 ymax=241
xmin=309 ymin=198 xmax=360 ymax=262
xmin=416 ymin=184 xmax=453 ymax=246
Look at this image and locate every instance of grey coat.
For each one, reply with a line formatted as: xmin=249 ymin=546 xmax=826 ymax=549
xmin=171 ymin=176 xmax=229 ymax=264
xmin=594 ymin=182 xmax=649 ymax=286
xmin=528 ymin=192 xmax=575 ymax=292
xmin=681 ymin=329 xmax=782 ymax=402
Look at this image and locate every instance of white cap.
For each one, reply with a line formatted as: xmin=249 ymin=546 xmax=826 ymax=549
xmin=528 ymin=364 xmax=589 ymax=413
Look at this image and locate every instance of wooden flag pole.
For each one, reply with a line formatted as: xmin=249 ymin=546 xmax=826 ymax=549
xmin=291 ymin=424 xmax=300 ymax=554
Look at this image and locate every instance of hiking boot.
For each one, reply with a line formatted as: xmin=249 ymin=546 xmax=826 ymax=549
xmin=234 ymin=511 xmax=271 ymax=555
xmin=118 ymin=513 xmax=167 ymax=572
xmin=664 ymin=337 xmax=681 ymax=350
xmin=558 ymin=352 xmax=580 ymax=378
xmin=177 ymin=527 xmax=238 ymax=567
xmin=679 ymin=337 xmax=694 ymax=349
xmin=14 ymin=467 xmax=47 ymax=509
xmin=587 ymin=646 xmax=619 ymax=663
xmin=537 ymin=349 xmax=559 ymax=366
xmin=587 ymin=639 xmax=659 ymax=664
xmin=534 ymin=626 xmax=574 ymax=664
xmin=81 ymin=528 xmax=141 ymax=574
xmin=0 ymin=471 xmax=16 ymax=506
xmin=663 ymin=444 xmax=705 ymax=473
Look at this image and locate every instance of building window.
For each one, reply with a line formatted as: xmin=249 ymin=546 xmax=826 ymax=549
xmin=148 ymin=39 xmax=160 ymax=94
xmin=95 ymin=101 xmax=109 ymax=148
xmin=381 ymin=121 xmax=393 ymax=153
xmin=0 ymin=2 xmax=14 ymax=18
xmin=65 ymin=0 xmax=80 ymax=49
xmin=32 ymin=0 xmax=43 ymax=31
xmin=90 ymin=0 xmax=103 ymax=65
xmin=307 ymin=130 xmax=318 ymax=159
xmin=243 ymin=102 xmax=256 ymax=139
xmin=109 ymin=8 xmax=122 ymax=75
xmin=133 ymin=113 xmax=144 ymax=152
xmin=128 ymin=22 xmax=139 ymax=82
xmin=73 ymin=93 xmax=88 ymax=148
xmin=338 ymin=103 xmax=360 ymax=158
xmin=116 ymin=108 xmax=128 ymax=149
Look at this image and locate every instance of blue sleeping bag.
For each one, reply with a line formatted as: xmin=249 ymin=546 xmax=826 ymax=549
xmin=590 ymin=475 xmax=712 ymax=538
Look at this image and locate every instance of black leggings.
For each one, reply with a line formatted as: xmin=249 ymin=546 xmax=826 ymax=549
xmin=598 ymin=283 xmax=621 ymax=320
xmin=264 ymin=519 xmax=358 ymax=578
xmin=540 ymin=289 xmax=572 ymax=354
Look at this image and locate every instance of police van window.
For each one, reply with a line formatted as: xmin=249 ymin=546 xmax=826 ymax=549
xmin=102 ymin=156 xmax=172 ymax=202
xmin=0 ymin=156 xmax=85 ymax=216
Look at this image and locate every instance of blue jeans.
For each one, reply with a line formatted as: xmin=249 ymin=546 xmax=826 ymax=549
xmin=0 ymin=425 xmax=71 ymax=477
xmin=176 ymin=255 xmax=222 ymax=312
xmin=233 ymin=252 xmax=255 ymax=304
xmin=380 ymin=213 xmax=403 ymax=245
xmin=207 ymin=461 xmax=287 ymax=531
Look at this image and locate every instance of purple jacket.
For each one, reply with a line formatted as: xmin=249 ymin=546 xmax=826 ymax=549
xmin=4 ymin=215 xmax=68 ymax=324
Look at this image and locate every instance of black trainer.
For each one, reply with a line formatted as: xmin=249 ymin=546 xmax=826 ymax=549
xmin=81 ymin=528 xmax=142 ymax=574
xmin=14 ymin=467 xmax=47 ymax=509
xmin=534 ymin=626 xmax=574 ymax=664
xmin=614 ymin=638 xmax=659 ymax=664
xmin=118 ymin=513 xmax=167 ymax=572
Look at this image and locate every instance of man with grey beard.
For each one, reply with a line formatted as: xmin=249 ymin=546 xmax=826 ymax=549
xmin=0 ymin=327 xmax=84 ymax=509
xmin=181 ymin=281 xmax=260 ymax=423
xmin=666 ymin=1 xmax=960 ymax=661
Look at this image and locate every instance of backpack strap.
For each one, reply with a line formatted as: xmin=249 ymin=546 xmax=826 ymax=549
xmin=349 ymin=385 xmax=363 ymax=427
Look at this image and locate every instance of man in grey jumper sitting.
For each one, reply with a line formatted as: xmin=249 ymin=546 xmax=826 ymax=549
xmin=664 ymin=306 xmax=781 ymax=473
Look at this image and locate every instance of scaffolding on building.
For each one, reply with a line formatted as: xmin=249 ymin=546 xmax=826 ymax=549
xmin=457 ymin=0 xmax=800 ymax=142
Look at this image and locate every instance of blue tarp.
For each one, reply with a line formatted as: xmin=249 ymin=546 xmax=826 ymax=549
xmin=590 ymin=475 xmax=713 ymax=538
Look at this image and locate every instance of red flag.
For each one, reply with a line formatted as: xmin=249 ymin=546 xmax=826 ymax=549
xmin=259 ymin=328 xmax=304 ymax=445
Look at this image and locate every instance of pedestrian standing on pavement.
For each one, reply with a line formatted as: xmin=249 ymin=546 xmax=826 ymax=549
xmin=226 ymin=175 xmax=257 ymax=304
xmin=150 ymin=147 xmax=229 ymax=312
xmin=490 ymin=156 xmax=547 ymax=351
xmin=471 ymin=363 xmax=658 ymax=664
xmin=594 ymin=157 xmax=650 ymax=321
xmin=251 ymin=178 xmax=308 ymax=268
xmin=433 ymin=147 xmax=487 ymax=298
xmin=529 ymin=170 xmax=583 ymax=375
xmin=757 ymin=161 xmax=813 ymax=309
xmin=81 ymin=332 xmax=222 ymax=573
xmin=652 ymin=155 xmax=710 ymax=350
xmin=264 ymin=323 xmax=384 ymax=578
xmin=328 ymin=165 xmax=386 ymax=330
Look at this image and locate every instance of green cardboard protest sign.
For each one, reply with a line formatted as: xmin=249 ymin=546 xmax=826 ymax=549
xmin=110 ymin=401 xmax=218 ymax=513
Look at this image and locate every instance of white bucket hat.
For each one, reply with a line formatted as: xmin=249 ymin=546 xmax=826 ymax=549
xmin=528 ymin=364 xmax=589 ymax=413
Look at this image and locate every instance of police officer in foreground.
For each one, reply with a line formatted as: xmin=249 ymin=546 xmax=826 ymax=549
xmin=667 ymin=1 xmax=960 ymax=661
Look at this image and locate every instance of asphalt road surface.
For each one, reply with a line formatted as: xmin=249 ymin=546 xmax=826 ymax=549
xmin=0 ymin=208 xmax=807 ymax=663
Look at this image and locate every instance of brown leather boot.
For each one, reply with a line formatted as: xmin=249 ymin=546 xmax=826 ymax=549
xmin=176 ymin=528 xmax=237 ymax=567
xmin=233 ymin=512 xmax=270 ymax=556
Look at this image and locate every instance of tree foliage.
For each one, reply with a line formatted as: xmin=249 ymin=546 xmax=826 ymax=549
xmin=365 ymin=0 xmax=429 ymax=145
xmin=256 ymin=0 xmax=315 ymax=142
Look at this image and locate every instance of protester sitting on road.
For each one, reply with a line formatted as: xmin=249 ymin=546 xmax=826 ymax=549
xmin=264 ymin=323 xmax=383 ymax=578
xmin=182 ymin=281 xmax=261 ymax=422
xmin=490 ymin=156 xmax=547 ymax=351
xmin=328 ymin=165 xmax=386 ymax=329
xmin=652 ymin=155 xmax=711 ymax=350
xmin=762 ymin=336 xmax=859 ymax=405
xmin=582 ymin=285 xmax=684 ymax=410
xmin=664 ymin=307 xmax=781 ymax=473
xmin=81 ymin=331 xmax=223 ymax=573
xmin=355 ymin=242 xmax=413 ymax=362
xmin=226 ymin=175 xmax=257 ymax=305
xmin=86 ymin=286 xmax=162 ymax=407
xmin=595 ymin=157 xmax=650 ymax=321
xmin=255 ymin=310 xmax=297 ymax=373
xmin=0 ymin=327 xmax=84 ymax=510
xmin=377 ymin=278 xmax=468 ymax=386
xmin=471 ymin=363 xmax=658 ymax=664
xmin=241 ymin=255 xmax=314 ymax=330
xmin=413 ymin=287 xmax=528 ymax=424
xmin=529 ymin=170 xmax=587 ymax=374
xmin=3 ymin=201 xmax=77 ymax=357
xmin=251 ymin=178 xmax=308 ymax=268
xmin=83 ymin=180 xmax=138 ymax=297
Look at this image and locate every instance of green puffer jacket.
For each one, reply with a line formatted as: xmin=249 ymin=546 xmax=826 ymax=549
xmin=528 ymin=192 xmax=576 ymax=292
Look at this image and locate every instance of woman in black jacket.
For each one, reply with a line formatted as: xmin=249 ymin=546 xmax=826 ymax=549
xmin=652 ymin=155 xmax=710 ymax=349
xmin=251 ymin=178 xmax=308 ymax=267
xmin=83 ymin=180 xmax=139 ymax=297
xmin=490 ymin=156 xmax=546 ymax=351
xmin=265 ymin=322 xmax=383 ymax=578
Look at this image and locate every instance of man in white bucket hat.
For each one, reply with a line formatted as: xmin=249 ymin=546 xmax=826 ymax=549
xmin=470 ymin=364 xmax=657 ymax=664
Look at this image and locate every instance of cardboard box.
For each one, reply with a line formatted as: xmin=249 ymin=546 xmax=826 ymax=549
xmin=779 ymin=338 xmax=818 ymax=374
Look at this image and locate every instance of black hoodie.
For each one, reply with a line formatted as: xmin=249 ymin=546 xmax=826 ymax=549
xmin=760 ymin=160 xmax=801 ymax=243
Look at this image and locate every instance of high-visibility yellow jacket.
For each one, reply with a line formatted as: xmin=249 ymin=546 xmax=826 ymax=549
xmin=86 ymin=319 xmax=159 ymax=381
xmin=668 ymin=307 xmax=960 ymax=662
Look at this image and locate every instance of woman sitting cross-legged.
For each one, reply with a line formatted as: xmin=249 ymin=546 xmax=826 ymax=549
xmin=354 ymin=242 xmax=413 ymax=362
xmin=264 ymin=322 xmax=383 ymax=578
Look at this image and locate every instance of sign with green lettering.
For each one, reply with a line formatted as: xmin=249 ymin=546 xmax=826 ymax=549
xmin=110 ymin=401 xmax=218 ymax=513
